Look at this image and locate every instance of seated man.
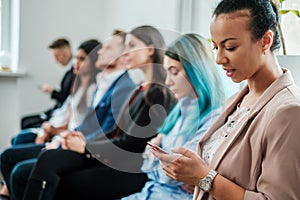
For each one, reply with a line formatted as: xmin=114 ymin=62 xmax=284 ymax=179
xmin=0 ymin=30 xmax=140 ymax=200
xmin=21 ymin=38 xmax=75 ymax=129
xmin=22 ymin=25 xmax=176 ymax=200
xmin=0 ymin=38 xmax=94 ymax=200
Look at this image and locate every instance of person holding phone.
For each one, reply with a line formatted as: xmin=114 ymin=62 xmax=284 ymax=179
xmin=122 ymin=33 xmax=225 ymax=200
xmin=12 ymin=40 xmax=101 ymax=146
xmin=21 ymin=26 xmax=176 ymax=200
xmin=0 ymin=30 xmax=139 ymax=200
xmin=153 ymin=0 xmax=300 ymax=199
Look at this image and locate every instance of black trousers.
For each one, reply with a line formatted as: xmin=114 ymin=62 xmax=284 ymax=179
xmin=0 ymin=143 xmax=45 ymax=200
xmin=56 ymin=166 xmax=147 ymax=200
xmin=23 ymin=149 xmax=147 ymax=200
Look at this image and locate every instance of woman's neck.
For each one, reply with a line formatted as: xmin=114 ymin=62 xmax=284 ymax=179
xmin=79 ymin=74 xmax=91 ymax=88
xmin=140 ymin=63 xmax=153 ymax=83
xmin=243 ymin=55 xmax=283 ymax=107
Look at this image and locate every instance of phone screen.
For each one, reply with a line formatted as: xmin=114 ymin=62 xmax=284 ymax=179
xmin=147 ymin=141 xmax=168 ymax=154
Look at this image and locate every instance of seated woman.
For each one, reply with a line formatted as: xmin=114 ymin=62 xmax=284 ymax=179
xmin=18 ymin=25 xmax=176 ymax=200
xmin=122 ymin=33 xmax=224 ymax=200
xmin=153 ymin=0 xmax=300 ymax=199
xmin=12 ymin=40 xmax=101 ymax=145
xmin=0 ymin=39 xmax=101 ymax=200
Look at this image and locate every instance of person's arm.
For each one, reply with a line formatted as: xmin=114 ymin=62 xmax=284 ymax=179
xmin=152 ymin=148 xmax=245 ymax=200
xmin=148 ymin=109 xmax=220 ymax=186
xmin=85 ymin=87 xmax=175 ymax=162
xmin=244 ymin=105 xmax=300 ymax=199
xmin=51 ymin=68 xmax=74 ymax=104
xmin=85 ymin=102 xmax=160 ymax=157
xmin=80 ymin=82 xmax=136 ymax=141
xmin=35 ymin=122 xmax=52 ymax=144
xmin=79 ymin=72 xmax=137 ymax=141
xmin=153 ymin=105 xmax=300 ymax=200
xmin=49 ymin=106 xmax=72 ymax=136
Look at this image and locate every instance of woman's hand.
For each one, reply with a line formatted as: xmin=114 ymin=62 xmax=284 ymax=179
xmin=45 ymin=139 xmax=61 ymax=150
xmin=64 ymin=131 xmax=86 ymax=153
xmin=143 ymin=134 xmax=163 ymax=160
xmin=35 ymin=130 xmax=50 ymax=144
xmin=59 ymin=130 xmax=70 ymax=149
xmin=41 ymin=121 xmax=53 ymax=133
xmin=151 ymin=147 xmax=210 ymax=185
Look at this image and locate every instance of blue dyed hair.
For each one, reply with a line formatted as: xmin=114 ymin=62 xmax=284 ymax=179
xmin=159 ymin=33 xmax=225 ymax=136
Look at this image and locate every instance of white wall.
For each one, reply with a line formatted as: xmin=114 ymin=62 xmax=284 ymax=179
xmin=0 ymin=78 xmax=19 ymax=150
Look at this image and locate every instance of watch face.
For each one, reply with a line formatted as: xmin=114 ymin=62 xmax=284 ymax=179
xmin=199 ymin=170 xmax=218 ymax=192
xmin=200 ymin=179 xmax=211 ymax=192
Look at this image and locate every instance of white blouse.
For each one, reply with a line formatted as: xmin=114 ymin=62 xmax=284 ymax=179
xmin=201 ymin=105 xmax=251 ymax=165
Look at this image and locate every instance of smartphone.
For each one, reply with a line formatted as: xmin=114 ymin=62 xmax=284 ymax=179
xmin=147 ymin=141 xmax=168 ymax=154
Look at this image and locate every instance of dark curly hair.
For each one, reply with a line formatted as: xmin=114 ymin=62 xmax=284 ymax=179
xmin=213 ymin=0 xmax=280 ymax=52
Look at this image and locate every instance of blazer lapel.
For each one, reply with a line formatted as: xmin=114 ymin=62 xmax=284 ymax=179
xmin=198 ymin=87 xmax=248 ymax=150
xmin=94 ymin=71 xmax=128 ymax=110
xmin=195 ymin=70 xmax=295 ymax=200
xmin=195 ymin=89 xmax=248 ymax=199
xmin=209 ymin=70 xmax=295 ymax=169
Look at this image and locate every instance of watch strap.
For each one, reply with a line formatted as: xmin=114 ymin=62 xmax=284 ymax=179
xmin=207 ymin=169 xmax=218 ymax=182
xmin=199 ymin=169 xmax=218 ymax=192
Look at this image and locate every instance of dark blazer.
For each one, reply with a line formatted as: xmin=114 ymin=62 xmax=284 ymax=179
xmin=20 ymin=66 xmax=75 ymax=129
xmin=51 ymin=66 xmax=75 ymax=106
xmin=85 ymin=83 xmax=176 ymax=172
xmin=76 ymin=71 xmax=136 ymax=139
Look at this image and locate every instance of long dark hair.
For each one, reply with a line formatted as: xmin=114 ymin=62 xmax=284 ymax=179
xmin=73 ymin=39 xmax=102 ymax=94
xmin=129 ymin=25 xmax=166 ymax=84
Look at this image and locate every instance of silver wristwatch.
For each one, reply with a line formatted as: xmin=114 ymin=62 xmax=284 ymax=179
xmin=199 ymin=169 xmax=218 ymax=192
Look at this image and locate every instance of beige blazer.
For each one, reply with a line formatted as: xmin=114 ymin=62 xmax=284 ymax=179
xmin=194 ymin=70 xmax=300 ymax=200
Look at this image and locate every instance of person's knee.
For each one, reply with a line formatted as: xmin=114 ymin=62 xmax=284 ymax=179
xmin=11 ymin=163 xmax=31 ymax=184
xmin=34 ymin=149 xmax=79 ymax=176
xmin=12 ymin=131 xmax=37 ymax=145
xmin=0 ymin=148 xmax=14 ymax=166
xmin=35 ymin=149 xmax=58 ymax=169
xmin=10 ymin=162 xmax=33 ymax=200
xmin=38 ymin=149 xmax=56 ymax=161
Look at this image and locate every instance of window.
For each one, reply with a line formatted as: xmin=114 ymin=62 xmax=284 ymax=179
xmin=281 ymin=0 xmax=300 ymax=55
xmin=0 ymin=0 xmax=19 ymax=72
xmin=0 ymin=1 xmax=2 ymax=47
xmin=0 ymin=0 xmax=10 ymax=52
